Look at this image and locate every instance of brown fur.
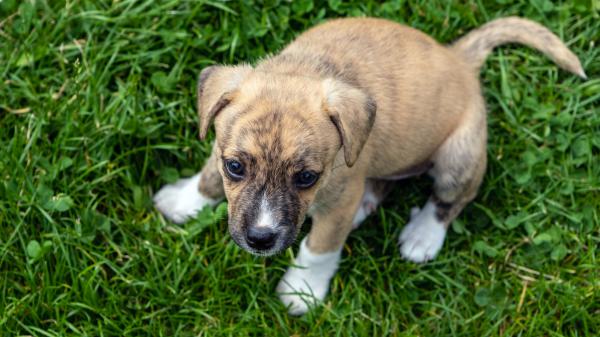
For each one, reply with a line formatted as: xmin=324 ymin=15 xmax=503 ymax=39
xmin=193 ymin=17 xmax=585 ymax=255
xmin=452 ymin=17 xmax=586 ymax=78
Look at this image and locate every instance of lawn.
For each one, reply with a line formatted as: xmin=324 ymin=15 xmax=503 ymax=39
xmin=1 ymin=0 xmax=598 ymax=336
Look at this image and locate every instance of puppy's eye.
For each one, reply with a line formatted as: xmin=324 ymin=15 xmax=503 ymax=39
xmin=294 ymin=171 xmax=319 ymax=189
xmin=225 ymin=159 xmax=245 ymax=180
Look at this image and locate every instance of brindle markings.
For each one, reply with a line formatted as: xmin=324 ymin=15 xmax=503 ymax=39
xmin=219 ymin=101 xmax=256 ymax=149
xmin=240 ymin=112 xmax=283 ymax=164
xmin=226 ymin=109 xmax=316 ymax=234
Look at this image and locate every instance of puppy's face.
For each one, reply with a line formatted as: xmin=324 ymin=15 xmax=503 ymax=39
xmin=214 ymin=77 xmax=340 ymax=256
xmin=198 ymin=67 xmax=375 ymax=256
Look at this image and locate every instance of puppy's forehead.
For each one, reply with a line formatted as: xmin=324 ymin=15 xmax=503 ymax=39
xmin=216 ymin=76 xmax=333 ymax=167
xmin=232 ymin=110 xmax=319 ymax=164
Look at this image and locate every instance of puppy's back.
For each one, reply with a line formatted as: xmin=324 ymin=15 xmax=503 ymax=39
xmin=272 ymin=18 xmax=477 ymax=173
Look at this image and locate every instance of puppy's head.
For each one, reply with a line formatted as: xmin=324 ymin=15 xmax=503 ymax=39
xmin=197 ymin=65 xmax=376 ymax=255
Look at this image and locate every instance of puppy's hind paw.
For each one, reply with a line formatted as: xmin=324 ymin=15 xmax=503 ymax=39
xmin=399 ymin=201 xmax=447 ymax=263
xmin=352 ymin=180 xmax=389 ymax=228
xmin=352 ymin=198 xmax=377 ymax=228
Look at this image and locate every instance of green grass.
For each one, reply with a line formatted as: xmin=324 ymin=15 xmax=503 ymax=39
xmin=1 ymin=0 xmax=599 ymax=336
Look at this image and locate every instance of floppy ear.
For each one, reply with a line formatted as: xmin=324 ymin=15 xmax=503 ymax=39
xmin=322 ymin=79 xmax=377 ymax=167
xmin=197 ymin=65 xmax=252 ymax=139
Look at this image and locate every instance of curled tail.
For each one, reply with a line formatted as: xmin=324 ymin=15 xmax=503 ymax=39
xmin=452 ymin=17 xmax=586 ymax=79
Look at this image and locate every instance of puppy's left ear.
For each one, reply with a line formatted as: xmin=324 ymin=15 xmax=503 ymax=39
xmin=197 ymin=64 xmax=252 ymax=140
xmin=322 ymin=79 xmax=377 ymax=167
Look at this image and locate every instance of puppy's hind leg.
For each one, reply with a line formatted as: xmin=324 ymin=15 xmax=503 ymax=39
xmin=400 ymin=105 xmax=487 ymax=263
xmin=352 ymin=179 xmax=392 ymax=228
xmin=154 ymin=143 xmax=224 ymax=223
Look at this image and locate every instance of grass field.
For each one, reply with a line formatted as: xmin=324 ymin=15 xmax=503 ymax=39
xmin=1 ymin=0 xmax=599 ymax=336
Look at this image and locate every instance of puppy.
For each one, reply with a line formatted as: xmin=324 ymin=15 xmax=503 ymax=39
xmin=154 ymin=17 xmax=585 ymax=315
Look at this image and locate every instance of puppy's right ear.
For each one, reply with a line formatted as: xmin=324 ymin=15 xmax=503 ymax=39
xmin=197 ymin=65 xmax=252 ymax=140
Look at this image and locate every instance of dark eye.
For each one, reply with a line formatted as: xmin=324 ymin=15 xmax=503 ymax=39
xmin=225 ymin=159 xmax=245 ymax=180
xmin=294 ymin=171 xmax=319 ymax=189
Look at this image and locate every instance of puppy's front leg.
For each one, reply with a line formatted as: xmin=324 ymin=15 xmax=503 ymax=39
xmin=154 ymin=144 xmax=224 ymax=223
xmin=277 ymin=180 xmax=364 ymax=315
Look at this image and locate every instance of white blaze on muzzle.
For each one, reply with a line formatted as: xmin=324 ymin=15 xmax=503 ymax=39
xmin=256 ymin=195 xmax=276 ymax=228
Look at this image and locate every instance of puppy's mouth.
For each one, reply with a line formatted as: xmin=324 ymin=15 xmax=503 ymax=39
xmin=244 ymin=246 xmax=285 ymax=257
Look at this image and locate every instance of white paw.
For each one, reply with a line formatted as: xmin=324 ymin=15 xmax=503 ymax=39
xmin=399 ymin=200 xmax=447 ymax=263
xmin=276 ymin=238 xmax=341 ymax=315
xmin=153 ymin=173 xmax=220 ymax=224
xmin=277 ymin=270 xmax=324 ymax=315
xmin=352 ymin=181 xmax=382 ymax=228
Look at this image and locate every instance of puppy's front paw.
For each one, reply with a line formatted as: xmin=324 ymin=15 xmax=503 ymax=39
xmin=276 ymin=238 xmax=341 ymax=315
xmin=399 ymin=201 xmax=447 ymax=263
xmin=153 ymin=173 xmax=220 ymax=223
xmin=276 ymin=269 xmax=325 ymax=316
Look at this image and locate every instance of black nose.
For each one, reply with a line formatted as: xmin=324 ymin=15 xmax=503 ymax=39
xmin=246 ymin=226 xmax=278 ymax=250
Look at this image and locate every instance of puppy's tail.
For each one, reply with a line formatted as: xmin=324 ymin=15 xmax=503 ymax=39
xmin=452 ymin=17 xmax=586 ymax=79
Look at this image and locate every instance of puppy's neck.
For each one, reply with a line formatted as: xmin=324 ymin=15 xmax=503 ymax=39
xmin=256 ymin=51 xmax=350 ymax=83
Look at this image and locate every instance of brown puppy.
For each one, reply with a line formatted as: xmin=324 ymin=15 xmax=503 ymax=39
xmin=154 ymin=17 xmax=585 ymax=315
